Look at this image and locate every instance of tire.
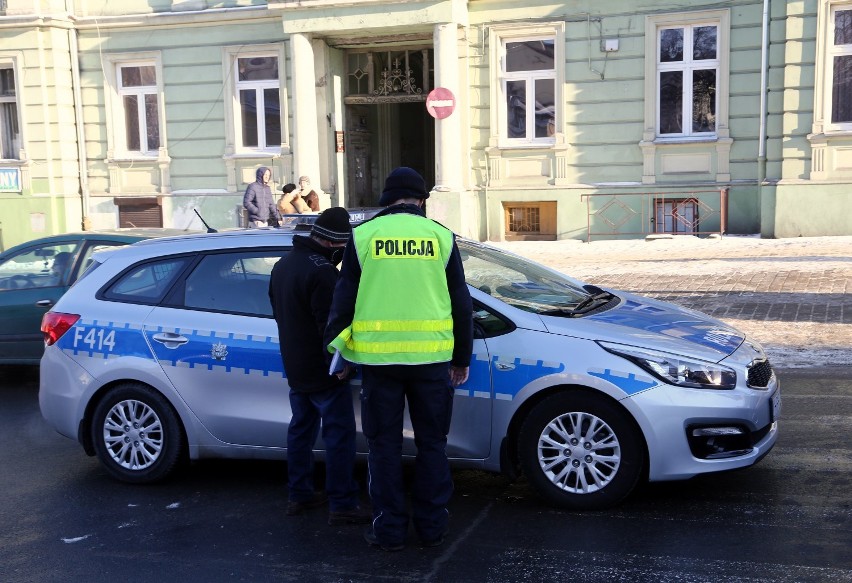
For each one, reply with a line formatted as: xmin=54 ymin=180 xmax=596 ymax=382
xmin=91 ymin=383 xmax=184 ymax=484
xmin=518 ymin=392 xmax=645 ymax=510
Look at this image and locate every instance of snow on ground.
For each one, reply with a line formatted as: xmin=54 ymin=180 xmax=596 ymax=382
xmin=492 ymin=235 xmax=852 ymax=369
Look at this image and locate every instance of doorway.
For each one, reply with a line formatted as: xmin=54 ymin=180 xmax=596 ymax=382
xmin=345 ymin=103 xmax=434 ymax=208
xmin=342 ymin=47 xmax=435 ymax=208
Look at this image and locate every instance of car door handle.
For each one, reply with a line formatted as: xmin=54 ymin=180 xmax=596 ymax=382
xmin=35 ymin=299 xmax=54 ymax=307
xmin=152 ymin=332 xmax=189 ymax=348
xmin=494 ymin=361 xmax=515 ymax=371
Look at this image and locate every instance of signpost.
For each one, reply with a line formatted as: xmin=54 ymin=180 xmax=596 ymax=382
xmin=426 ymin=87 xmax=455 ymax=120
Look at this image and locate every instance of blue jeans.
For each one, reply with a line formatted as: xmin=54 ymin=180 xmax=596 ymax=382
xmin=287 ymin=384 xmax=360 ymax=512
xmin=360 ymin=363 xmax=454 ymax=545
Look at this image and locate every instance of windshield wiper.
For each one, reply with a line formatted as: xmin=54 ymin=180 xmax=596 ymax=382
xmin=572 ymin=291 xmax=616 ymax=313
xmin=539 ymin=288 xmax=618 ymax=317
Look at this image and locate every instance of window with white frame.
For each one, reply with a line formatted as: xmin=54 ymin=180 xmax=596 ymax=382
xmin=117 ymin=63 xmax=161 ymax=155
xmin=828 ymin=5 xmax=852 ymax=128
xmin=656 ymin=22 xmax=719 ymax=137
xmin=235 ymin=55 xmax=281 ymax=151
xmin=502 ymin=38 xmax=555 ymax=143
xmin=0 ymin=63 xmax=21 ymax=160
xmin=492 ymin=25 xmax=562 ymax=147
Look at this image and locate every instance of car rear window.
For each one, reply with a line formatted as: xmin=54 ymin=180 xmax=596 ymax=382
xmin=103 ymin=257 xmax=190 ymax=303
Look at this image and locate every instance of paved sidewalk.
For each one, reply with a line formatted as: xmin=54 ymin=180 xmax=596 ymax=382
xmin=493 ymin=235 xmax=852 ymax=369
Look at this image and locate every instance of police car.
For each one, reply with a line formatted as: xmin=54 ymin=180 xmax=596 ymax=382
xmin=39 ymin=227 xmax=780 ymax=510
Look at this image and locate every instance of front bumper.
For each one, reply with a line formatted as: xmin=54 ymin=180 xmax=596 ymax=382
xmin=627 ymin=372 xmax=779 ymax=482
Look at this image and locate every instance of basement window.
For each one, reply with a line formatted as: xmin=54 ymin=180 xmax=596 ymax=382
xmin=503 ymin=202 xmax=556 ymax=241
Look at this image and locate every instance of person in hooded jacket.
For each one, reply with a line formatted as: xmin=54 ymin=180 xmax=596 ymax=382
xmin=243 ymin=166 xmax=282 ymax=227
xmin=268 ymin=207 xmax=370 ymax=527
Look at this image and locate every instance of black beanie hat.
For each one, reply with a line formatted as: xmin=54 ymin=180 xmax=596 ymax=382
xmin=378 ymin=167 xmax=429 ymax=207
xmin=311 ymin=207 xmax=352 ymax=244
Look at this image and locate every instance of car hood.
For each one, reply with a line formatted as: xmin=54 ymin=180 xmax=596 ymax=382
xmin=542 ymin=292 xmax=745 ymax=362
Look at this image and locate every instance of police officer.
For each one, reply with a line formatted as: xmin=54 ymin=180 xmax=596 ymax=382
xmin=325 ymin=167 xmax=473 ymax=551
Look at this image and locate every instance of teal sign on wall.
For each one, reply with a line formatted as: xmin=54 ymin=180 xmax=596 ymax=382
xmin=0 ymin=168 xmax=22 ymax=193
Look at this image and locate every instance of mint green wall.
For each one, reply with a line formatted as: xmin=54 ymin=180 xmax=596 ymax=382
xmin=468 ymin=0 xmax=770 ymax=238
xmin=774 ymin=184 xmax=852 ymax=236
xmin=76 ymin=0 xmax=267 ymax=17
xmin=74 ymin=15 xmax=291 ymax=233
xmin=0 ymin=24 xmax=80 ymax=249
xmin=77 ymin=18 xmax=285 ymax=196
xmin=2 ymin=0 xmax=849 ymax=246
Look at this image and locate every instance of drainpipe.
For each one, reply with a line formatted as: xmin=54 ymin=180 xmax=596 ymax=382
xmin=68 ymin=16 xmax=91 ymax=230
xmin=757 ymin=0 xmax=770 ymax=231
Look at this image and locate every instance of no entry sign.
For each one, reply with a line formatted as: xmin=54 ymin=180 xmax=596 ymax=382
xmin=426 ymin=87 xmax=455 ymax=119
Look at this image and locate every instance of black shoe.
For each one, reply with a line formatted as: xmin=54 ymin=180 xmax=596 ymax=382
xmin=328 ymin=506 xmax=372 ymax=526
xmin=420 ymin=529 xmax=448 ymax=548
xmin=363 ymin=528 xmax=405 ymax=552
xmin=286 ymin=491 xmax=328 ymax=516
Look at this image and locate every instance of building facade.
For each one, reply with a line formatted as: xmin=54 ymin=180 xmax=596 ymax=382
xmin=0 ymin=0 xmax=850 ymax=249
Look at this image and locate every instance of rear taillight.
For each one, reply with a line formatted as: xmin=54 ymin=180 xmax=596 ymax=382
xmin=41 ymin=312 xmax=81 ymax=346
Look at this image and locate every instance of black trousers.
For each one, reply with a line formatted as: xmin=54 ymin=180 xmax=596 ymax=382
xmin=360 ymin=362 xmax=454 ymax=545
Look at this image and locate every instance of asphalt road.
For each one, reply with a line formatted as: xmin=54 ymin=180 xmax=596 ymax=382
xmin=1 ymin=366 xmax=850 ymax=583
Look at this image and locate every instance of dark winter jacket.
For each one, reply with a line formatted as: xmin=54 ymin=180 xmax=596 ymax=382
xmin=324 ymin=204 xmax=473 ymax=368
xmin=269 ymin=235 xmax=343 ymax=393
xmin=243 ymin=167 xmax=281 ymax=223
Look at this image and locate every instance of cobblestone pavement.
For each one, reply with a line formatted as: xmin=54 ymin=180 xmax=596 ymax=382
xmin=578 ymin=270 xmax=850 ymax=325
xmin=493 ymin=236 xmax=852 ymax=368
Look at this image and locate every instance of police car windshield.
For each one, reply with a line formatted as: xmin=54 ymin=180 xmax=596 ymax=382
xmin=458 ymin=240 xmax=590 ymax=314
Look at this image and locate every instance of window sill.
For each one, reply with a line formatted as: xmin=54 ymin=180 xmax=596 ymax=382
xmin=650 ymin=136 xmax=719 ymax=145
xmin=492 ymin=141 xmax=558 ymax=152
xmin=223 ymin=151 xmax=284 ymax=160
xmin=107 ymin=155 xmax=160 ymax=163
xmin=809 ymin=130 xmax=852 ymax=140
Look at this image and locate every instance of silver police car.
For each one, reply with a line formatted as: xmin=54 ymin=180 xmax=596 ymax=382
xmin=39 ymin=227 xmax=780 ymax=510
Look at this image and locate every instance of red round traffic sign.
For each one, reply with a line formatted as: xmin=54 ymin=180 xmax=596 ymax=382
xmin=426 ymin=87 xmax=455 ymax=119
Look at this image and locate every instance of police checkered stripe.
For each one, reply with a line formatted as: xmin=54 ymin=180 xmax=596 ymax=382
xmin=65 ymin=321 xmax=281 ymax=375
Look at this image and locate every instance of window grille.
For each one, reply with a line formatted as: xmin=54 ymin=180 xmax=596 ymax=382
xmin=507 ymin=206 xmax=541 ymax=233
xmin=654 ymin=198 xmax=699 ymax=234
xmin=345 ymin=49 xmax=433 ymax=104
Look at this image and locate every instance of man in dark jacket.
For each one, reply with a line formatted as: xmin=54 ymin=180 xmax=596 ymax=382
xmin=268 ymin=207 xmax=369 ymax=526
xmin=244 ymin=166 xmax=281 ymax=227
xmin=325 ymin=168 xmax=473 ymax=551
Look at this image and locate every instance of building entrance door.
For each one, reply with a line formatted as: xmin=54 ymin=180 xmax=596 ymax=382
xmin=343 ymin=48 xmax=435 ymax=207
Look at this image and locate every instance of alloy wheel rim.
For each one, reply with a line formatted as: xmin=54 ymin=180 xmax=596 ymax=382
xmin=537 ymin=411 xmax=621 ymax=494
xmin=102 ymin=399 xmax=163 ymax=470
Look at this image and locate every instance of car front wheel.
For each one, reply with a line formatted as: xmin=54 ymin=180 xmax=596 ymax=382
xmin=518 ymin=392 xmax=645 ymax=510
xmin=91 ymin=383 xmax=184 ymax=483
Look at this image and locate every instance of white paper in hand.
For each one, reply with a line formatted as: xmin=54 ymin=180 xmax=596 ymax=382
xmin=329 ymin=349 xmax=345 ymax=375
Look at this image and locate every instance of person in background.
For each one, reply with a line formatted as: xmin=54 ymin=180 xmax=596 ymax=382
xmin=47 ymin=251 xmax=74 ymax=287
xmin=325 ymin=167 xmax=473 ymax=552
xmin=278 ymin=182 xmax=310 ymax=215
xmin=298 ymin=175 xmax=321 ymax=212
xmin=268 ymin=207 xmax=370 ymax=527
xmin=243 ymin=166 xmax=281 ymax=227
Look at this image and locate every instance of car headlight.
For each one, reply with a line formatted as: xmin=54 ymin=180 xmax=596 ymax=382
xmin=597 ymin=341 xmax=736 ymax=390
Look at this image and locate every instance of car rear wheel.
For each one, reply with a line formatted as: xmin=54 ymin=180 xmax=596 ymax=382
xmin=91 ymin=383 xmax=184 ymax=483
xmin=518 ymin=392 xmax=645 ymax=510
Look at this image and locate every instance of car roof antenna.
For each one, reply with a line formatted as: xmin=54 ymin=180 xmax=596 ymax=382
xmin=193 ymin=209 xmax=218 ymax=233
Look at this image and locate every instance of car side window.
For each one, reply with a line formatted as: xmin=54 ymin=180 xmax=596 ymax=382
xmin=103 ymin=257 xmax=190 ymax=303
xmin=0 ymin=242 xmax=80 ymax=291
xmin=472 ymin=300 xmax=515 ymax=338
xmin=182 ymin=250 xmax=283 ymax=317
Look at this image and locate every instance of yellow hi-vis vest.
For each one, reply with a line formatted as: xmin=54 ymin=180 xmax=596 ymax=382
xmin=329 ymin=213 xmax=455 ymax=365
